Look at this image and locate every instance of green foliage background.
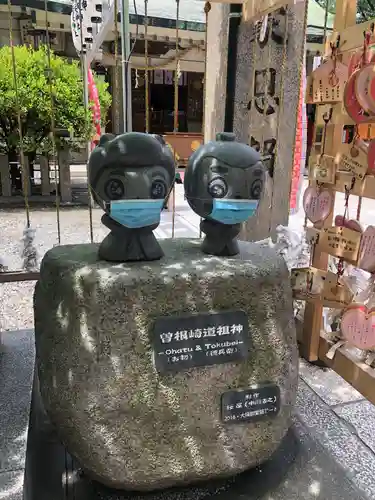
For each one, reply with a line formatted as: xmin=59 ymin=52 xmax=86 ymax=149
xmin=315 ymin=0 xmax=375 ymax=23
xmin=0 ymin=44 xmax=112 ymax=155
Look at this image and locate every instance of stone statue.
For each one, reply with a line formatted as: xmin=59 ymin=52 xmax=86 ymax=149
xmin=184 ymin=132 xmax=266 ymax=256
xmin=34 ymin=131 xmax=298 ymax=493
xmin=88 ymin=132 xmax=175 ymax=262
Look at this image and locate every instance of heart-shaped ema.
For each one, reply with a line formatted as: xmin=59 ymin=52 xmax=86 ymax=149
xmin=344 ymin=70 xmax=375 ymax=124
xmin=358 ymin=225 xmax=375 ymax=273
xmin=303 ymin=187 xmax=333 ymax=224
xmin=341 ymin=305 xmax=375 ymax=350
xmin=334 ymin=215 xmax=363 ymax=233
xmin=355 ymin=63 xmax=375 ymax=115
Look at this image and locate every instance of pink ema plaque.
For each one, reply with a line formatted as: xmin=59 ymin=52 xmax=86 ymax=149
xmin=303 ymin=186 xmax=333 ymax=224
xmin=341 ymin=305 xmax=375 ymax=350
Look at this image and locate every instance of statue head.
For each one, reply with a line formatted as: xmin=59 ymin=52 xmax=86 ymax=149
xmin=88 ymin=132 xmax=175 ymax=230
xmin=184 ymin=132 xmax=265 ymax=226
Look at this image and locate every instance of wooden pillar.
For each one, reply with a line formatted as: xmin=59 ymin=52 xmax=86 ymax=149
xmin=301 ymin=0 xmax=357 ymax=362
xmin=40 ymin=156 xmax=51 ymax=196
xmin=58 ymin=149 xmax=72 ymax=203
xmin=0 ymin=154 xmax=11 ymax=197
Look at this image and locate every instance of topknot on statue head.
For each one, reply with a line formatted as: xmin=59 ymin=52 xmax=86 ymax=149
xmin=88 ymin=132 xmax=175 ymax=263
xmin=184 ymin=132 xmax=266 ymax=257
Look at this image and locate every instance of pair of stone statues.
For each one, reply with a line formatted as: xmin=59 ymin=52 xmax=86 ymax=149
xmin=88 ymin=132 xmax=265 ymax=262
xmin=33 ymin=132 xmax=298 ymax=493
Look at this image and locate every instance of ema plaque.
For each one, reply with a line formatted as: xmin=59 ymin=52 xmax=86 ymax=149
xmin=221 ymin=384 xmax=281 ymax=424
xmin=152 ymin=310 xmax=250 ymax=374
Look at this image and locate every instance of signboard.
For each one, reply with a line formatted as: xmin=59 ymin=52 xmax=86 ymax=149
xmin=221 ymin=384 xmax=281 ymax=424
xmin=152 ymin=311 xmax=250 ymax=374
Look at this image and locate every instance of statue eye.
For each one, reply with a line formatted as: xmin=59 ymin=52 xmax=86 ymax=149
xmin=151 ymin=180 xmax=167 ymax=199
xmin=251 ymin=179 xmax=263 ymax=199
xmin=104 ymin=178 xmax=125 ymax=200
xmin=208 ymin=177 xmax=227 ymax=198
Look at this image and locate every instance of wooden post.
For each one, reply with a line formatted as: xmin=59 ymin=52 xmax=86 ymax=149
xmin=40 ymin=156 xmax=51 ymax=197
xmin=58 ymin=149 xmax=72 ymax=203
xmin=301 ymin=0 xmax=357 ymax=362
xmin=0 ymin=154 xmax=11 ymax=197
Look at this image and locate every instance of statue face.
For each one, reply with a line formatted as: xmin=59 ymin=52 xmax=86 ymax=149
xmin=184 ymin=136 xmax=266 ymax=224
xmin=88 ymin=133 xmax=175 ymax=229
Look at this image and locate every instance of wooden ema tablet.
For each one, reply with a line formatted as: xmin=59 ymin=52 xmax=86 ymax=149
xmin=336 ymin=142 xmax=368 ymax=180
xmin=358 ymin=225 xmax=375 ymax=272
xmin=318 ymin=225 xmax=361 ymax=262
xmin=341 ymin=304 xmax=375 ymax=350
xmin=358 ymin=123 xmax=375 ymax=139
xmin=321 ymin=271 xmax=354 ymax=309
xmin=309 ymin=155 xmax=336 ymax=184
xmin=291 ymin=268 xmax=353 ymax=309
xmin=312 ymin=59 xmax=348 ymax=104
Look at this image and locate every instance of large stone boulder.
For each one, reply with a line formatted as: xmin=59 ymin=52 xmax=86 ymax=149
xmin=34 ymin=239 xmax=298 ymax=491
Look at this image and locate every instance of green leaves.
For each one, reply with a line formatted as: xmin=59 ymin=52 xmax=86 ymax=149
xmin=0 ymin=44 xmax=112 ymax=155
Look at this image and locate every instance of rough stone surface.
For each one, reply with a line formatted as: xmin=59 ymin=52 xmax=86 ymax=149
xmin=33 ymin=239 xmax=298 ymax=491
xmin=234 ymin=3 xmax=307 ymax=241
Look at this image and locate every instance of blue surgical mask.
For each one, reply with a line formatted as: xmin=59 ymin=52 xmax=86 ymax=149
xmin=209 ymin=199 xmax=259 ymax=225
xmin=110 ymin=199 xmax=164 ymax=228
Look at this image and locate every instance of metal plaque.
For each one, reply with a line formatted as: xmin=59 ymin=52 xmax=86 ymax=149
xmin=221 ymin=384 xmax=281 ymax=424
xmin=152 ymin=310 xmax=250 ymax=374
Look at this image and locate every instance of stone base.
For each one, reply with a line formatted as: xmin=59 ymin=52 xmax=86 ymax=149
xmin=34 ymin=239 xmax=298 ymax=491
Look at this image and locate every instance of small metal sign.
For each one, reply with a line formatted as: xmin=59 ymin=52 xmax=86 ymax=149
xmin=152 ymin=310 xmax=250 ymax=374
xmin=221 ymin=384 xmax=280 ymax=424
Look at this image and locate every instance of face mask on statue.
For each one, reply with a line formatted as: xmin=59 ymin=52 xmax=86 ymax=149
xmin=109 ymin=199 xmax=164 ymax=229
xmin=209 ymin=199 xmax=259 ymax=225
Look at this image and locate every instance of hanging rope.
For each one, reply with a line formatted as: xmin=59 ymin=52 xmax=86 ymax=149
xmin=44 ymin=0 xmax=62 ymax=244
xmin=6 ymin=0 xmax=30 ymax=228
xmin=144 ymin=0 xmax=150 ymax=133
xmin=7 ymin=0 xmax=39 ymax=270
xmin=171 ymin=0 xmax=180 ymax=239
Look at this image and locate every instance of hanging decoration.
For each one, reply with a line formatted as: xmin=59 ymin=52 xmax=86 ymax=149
xmin=7 ymin=0 xmax=38 ymax=271
xmin=87 ymin=68 xmax=101 ymax=147
xmin=310 ymin=37 xmax=348 ymax=105
xmin=297 ymin=23 xmax=375 ymax=362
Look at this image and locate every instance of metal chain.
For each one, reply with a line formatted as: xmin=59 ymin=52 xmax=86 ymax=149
xmin=114 ymin=0 xmax=120 ymax=132
xmin=265 ymin=5 xmax=291 ymax=234
xmin=199 ymin=1 xmax=211 ymax=239
xmin=171 ymin=0 xmax=180 ymax=239
xmin=78 ymin=0 xmax=94 ymax=242
xmin=6 ymin=0 xmax=30 ymax=228
xmin=44 ymin=0 xmax=62 ymax=244
xmin=144 ymin=0 xmax=150 ymax=133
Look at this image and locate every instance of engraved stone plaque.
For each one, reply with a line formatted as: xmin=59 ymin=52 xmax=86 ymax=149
xmin=221 ymin=383 xmax=281 ymax=424
xmin=152 ymin=310 xmax=250 ymax=374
